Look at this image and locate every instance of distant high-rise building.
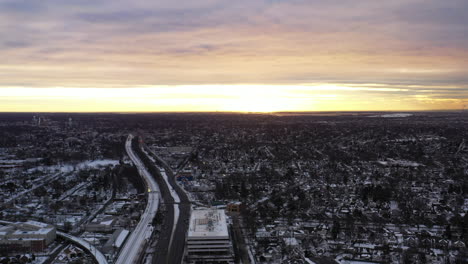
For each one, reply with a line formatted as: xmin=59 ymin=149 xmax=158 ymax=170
xmin=185 ymin=209 xmax=234 ymax=264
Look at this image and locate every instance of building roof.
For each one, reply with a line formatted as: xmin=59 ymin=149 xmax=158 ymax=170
xmin=188 ymin=209 xmax=229 ymax=239
xmin=24 ymin=220 xmax=50 ymax=229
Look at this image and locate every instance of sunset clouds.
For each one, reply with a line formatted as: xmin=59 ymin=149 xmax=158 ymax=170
xmin=1 ymin=0 xmax=467 ymax=111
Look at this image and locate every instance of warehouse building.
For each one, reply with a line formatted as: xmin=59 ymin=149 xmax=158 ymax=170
xmin=0 ymin=221 xmax=56 ymax=253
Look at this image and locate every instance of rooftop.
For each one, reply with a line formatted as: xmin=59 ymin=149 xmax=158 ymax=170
xmin=188 ymin=209 xmax=229 ymax=239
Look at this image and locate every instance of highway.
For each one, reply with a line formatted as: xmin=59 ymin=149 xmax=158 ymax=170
xmin=115 ymin=134 xmax=160 ymax=264
xmin=131 ymin=138 xmax=176 ymax=263
xmin=143 ymin=144 xmax=191 ymax=264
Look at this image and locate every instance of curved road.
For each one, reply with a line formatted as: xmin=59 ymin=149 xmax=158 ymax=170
xmin=0 ymin=220 xmax=108 ymax=264
xmin=58 ymin=231 xmax=108 ymax=264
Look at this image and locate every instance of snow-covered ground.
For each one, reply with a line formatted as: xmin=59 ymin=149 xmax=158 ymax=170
xmin=29 ymin=159 xmax=119 ymax=173
xmin=5 ymin=172 xmax=62 ymax=203
xmin=377 ymin=159 xmax=422 ymax=167
xmin=63 ymin=159 xmax=120 ymax=171
xmin=371 ymin=113 xmax=413 ymax=118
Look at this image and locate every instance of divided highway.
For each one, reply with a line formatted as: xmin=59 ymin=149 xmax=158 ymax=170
xmin=143 ymin=144 xmax=191 ymax=264
xmin=131 ymin=137 xmax=179 ymax=264
xmin=115 ymin=134 xmax=160 ymax=264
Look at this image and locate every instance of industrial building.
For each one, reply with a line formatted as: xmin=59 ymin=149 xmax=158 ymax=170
xmin=185 ymin=209 xmax=234 ymax=264
xmin=0 ymin=221 xmax=56 ymax=253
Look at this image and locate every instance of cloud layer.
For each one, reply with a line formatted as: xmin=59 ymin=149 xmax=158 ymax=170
xmin=1 ymin=0 xmax=467 ymax=110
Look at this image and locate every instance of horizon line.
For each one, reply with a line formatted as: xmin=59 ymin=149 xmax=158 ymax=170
xmin=0 ymin=109 xmax=466 ymax=114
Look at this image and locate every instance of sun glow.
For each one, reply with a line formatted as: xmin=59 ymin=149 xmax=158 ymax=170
xmin=0 ymin=84 xmax=464 ymax=112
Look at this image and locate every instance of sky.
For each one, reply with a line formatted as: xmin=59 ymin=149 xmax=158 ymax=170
xmin=1 ymin=0 xmax=468 ymax=112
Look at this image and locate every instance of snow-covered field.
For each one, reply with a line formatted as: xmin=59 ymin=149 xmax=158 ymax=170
xmin=371 ymin=113 xmax=413 ymax=118
xmin=29 ymin=159 xmax=119 ymax=173
xmin=377 ymin=159 xmax=422 ymax=167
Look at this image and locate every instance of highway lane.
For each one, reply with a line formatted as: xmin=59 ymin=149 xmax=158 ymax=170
xmin=143 ymin=144 xmax=191 ymax=264
xmin=115 ymin=135 xmax=160 ymax=264
xmin=134 ymin=142 xmax=176 ymax=264
xmin=159 ymin=170 xmax=180 ymax=252
xmin=163 ymin=165 xmax=190 ymax=264
xmin=151 ymin=177 xmax=175 ymax=264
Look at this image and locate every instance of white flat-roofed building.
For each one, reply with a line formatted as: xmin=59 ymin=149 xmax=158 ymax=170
xmin=186 ymin=209 xmax=234 ymax=264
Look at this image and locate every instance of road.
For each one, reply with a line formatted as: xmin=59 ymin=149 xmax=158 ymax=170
xmin=58 ymin=231 xmax=108 ymax=264
xmin=0 ymin=220 xmax=107 ymax=264
xmin=129 ymin=138 xmax=176 ymax=264
xmin=114 ymin=134 xmax=160 ymax=264
xmin=143 ymin=144 xmax=191 ymax=264
xmin=231 ymin=215 xmax=251 ymax=264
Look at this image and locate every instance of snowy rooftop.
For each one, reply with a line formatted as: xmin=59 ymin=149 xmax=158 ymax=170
xmin=283 ymin=237 xmax=299 ymax=246
xmin=24 ymin=220 xmax=50 ymax=229
xmin=12 ymin=228 xmax=54 ymax=235
xmin=188 ymin=209 xmax=229 ymax=239
xmin=0 ymin=221 xmax=55 ymax=237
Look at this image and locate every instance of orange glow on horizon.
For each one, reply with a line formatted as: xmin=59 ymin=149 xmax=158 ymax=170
xmin=0 ymin=84 xmax=466 ymax=113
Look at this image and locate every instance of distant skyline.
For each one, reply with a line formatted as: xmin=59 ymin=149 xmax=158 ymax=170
xmin=1 ymin=0 xmax=467 ymax=112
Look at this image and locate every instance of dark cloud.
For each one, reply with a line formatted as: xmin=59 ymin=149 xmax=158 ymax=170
xmin=76 ymin=10 xmax=153 ymax=23
xmin=395 ymin=0 xmax=468 ymax=25
xmin=1 ymin=40 xmax=31 ymax=49
xmin=0 ymin=0 xmax=43 ymax=13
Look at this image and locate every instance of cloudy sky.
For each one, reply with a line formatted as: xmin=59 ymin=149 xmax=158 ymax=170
xmin=1 ymin=0 xmax=467 ymax=112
